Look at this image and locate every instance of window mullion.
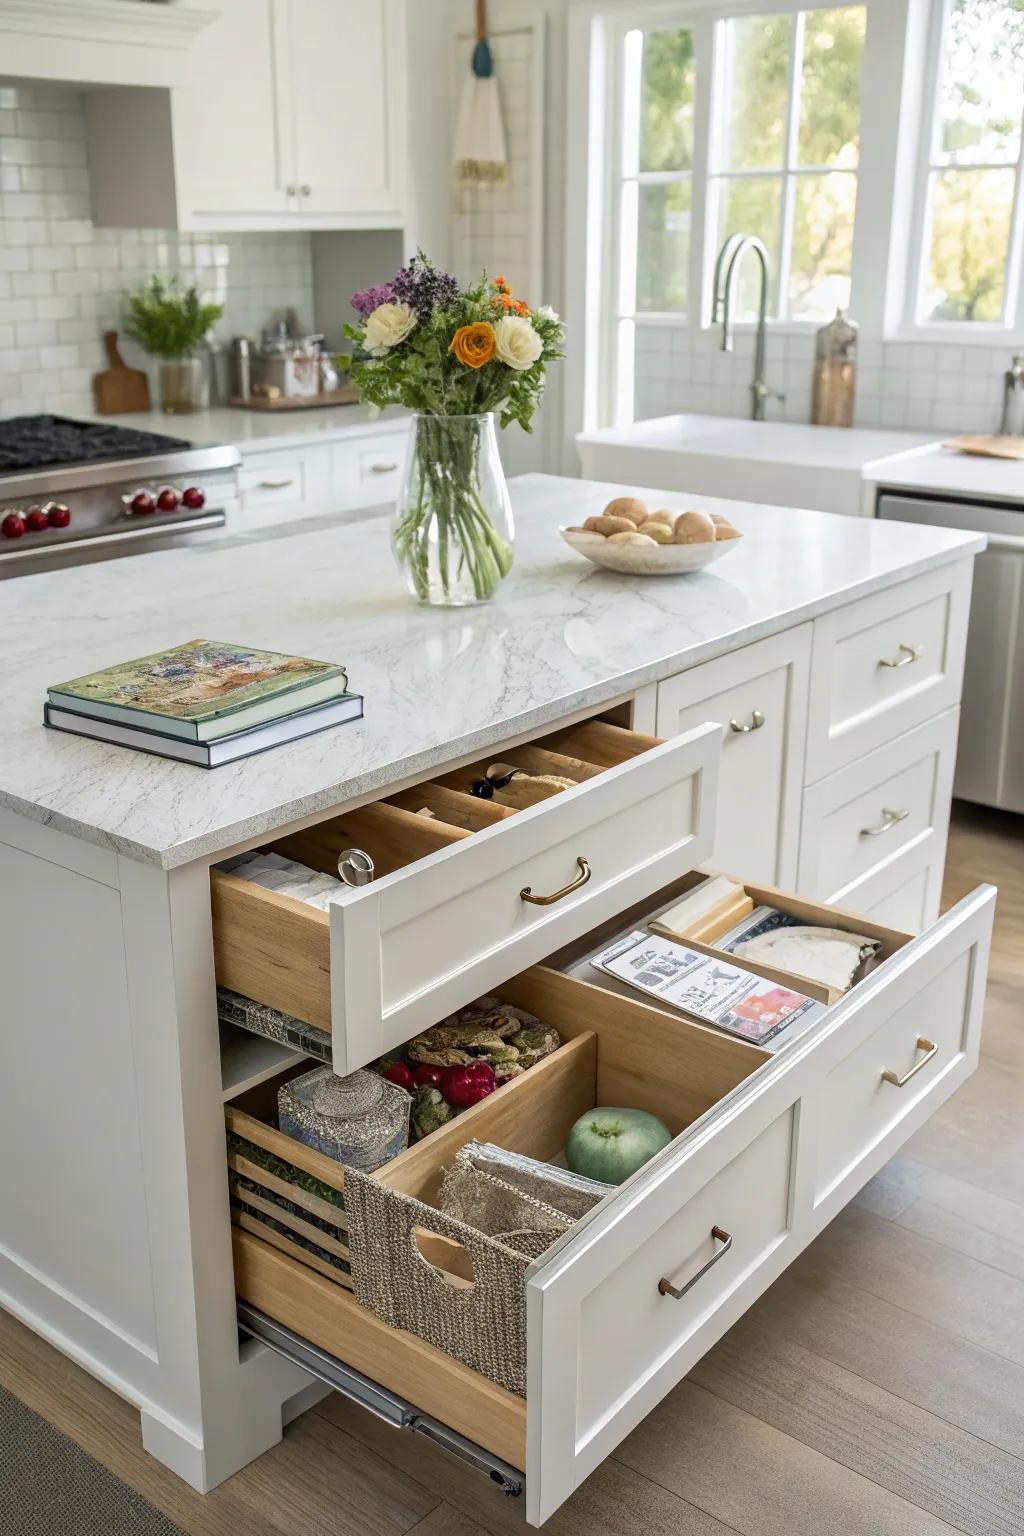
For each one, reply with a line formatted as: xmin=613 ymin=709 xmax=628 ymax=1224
xmin=776 ymin=8 xmax=805 ymax=322
xmin=1003 ymin=109 xmax=1024 ymax=330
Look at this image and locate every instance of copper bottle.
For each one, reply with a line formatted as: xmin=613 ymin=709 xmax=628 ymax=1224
xmin=811 ymin=309 xmax=858 ymax=427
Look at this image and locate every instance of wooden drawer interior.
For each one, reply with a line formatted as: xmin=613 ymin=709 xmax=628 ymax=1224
xmin=226 ymin=964 xmax=769 ymax=1460
xmin=553 ymin=868 xmax=915 ymax=1009
xmin=210 ymin=718 xmax=661 ymax=1035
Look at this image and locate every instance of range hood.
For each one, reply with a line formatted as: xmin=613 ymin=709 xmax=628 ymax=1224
xmin=0 ymin=0 xmax=221 ymax=86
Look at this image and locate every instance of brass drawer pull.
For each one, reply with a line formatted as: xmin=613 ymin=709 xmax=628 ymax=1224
xmin=370 ymin=461 xmax=399 ymax=474
xmin=659 ymin=1226 xmax=733 ymax=1299
xmin=860 ymin=806 xmax=909 ymax=838
xmin=879 ymin=642 xmax=921 ymax=669
xmin=520 ymin=856 xmax=591 ymax=906
xmin=729 ymin=710 xmax=764 ymax=733
xmin=258 ymin=478 xmax=295 ymax=490
xmin=881 ymin=1036 xmax=938 ymax=1087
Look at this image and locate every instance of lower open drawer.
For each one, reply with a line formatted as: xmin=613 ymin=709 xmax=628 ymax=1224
xmin=225 ymin=876 xmax=994 ymax=1527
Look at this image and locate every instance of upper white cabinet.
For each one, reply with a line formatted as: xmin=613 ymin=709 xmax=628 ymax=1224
xmin=86 ymin=0 xmax=406 ymax=231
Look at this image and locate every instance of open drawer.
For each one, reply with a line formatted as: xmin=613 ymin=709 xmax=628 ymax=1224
xmin=225 ymin=875 xmax=993 ymax=1527
xmin=211 ymin=717 xmax=720 ymax=1073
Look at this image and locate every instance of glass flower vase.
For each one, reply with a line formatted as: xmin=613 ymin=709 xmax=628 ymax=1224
xmin=392 ymin=413 xmax=514 ymax=606
xmin=158 ymin=355 xmax=208 ymax=414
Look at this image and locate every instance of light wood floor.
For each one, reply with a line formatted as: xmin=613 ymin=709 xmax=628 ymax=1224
xmin=2 ymin=802 xmax=1022 ymax=1536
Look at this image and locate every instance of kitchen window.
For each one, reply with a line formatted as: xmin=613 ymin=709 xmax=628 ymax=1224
xmin=709 ymin=6 xmax=866 ymax=321
xmin=909 ymin=0 xmax=1024 ymax=332
xmin=601 ymin=1 xmax=867 ymax=421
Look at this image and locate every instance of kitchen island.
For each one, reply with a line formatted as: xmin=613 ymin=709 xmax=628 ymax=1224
xmin=0 ymin=475 xmax=994 ymax=1526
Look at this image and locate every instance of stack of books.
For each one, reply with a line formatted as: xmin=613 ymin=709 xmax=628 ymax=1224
xmin=44 ymin=638 xmax=363 ymax=767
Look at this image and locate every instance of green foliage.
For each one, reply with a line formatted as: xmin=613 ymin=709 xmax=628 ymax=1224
xmin=343 ymin=265 xmax=563 ymax=432
xmin=123 ymin=276 xmax=224 ymax=359
xmin=638 ymin=28 xmax=695 ymax=172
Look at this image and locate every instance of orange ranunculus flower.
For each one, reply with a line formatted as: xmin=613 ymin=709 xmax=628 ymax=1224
xmin=499 ymin=293 xmax=516 ymax=309
xmin=450 ymin=322 xmax=496 ymax=368
xmin=514 ymin=299 xmax=530 ymax=316
xmin=493 ymin=274 xmax=509 ymax=290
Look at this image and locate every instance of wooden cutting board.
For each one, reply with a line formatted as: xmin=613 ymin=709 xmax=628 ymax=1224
xmin=93 ymin=331 xmax=150 ymax=414
xmin=945 ymin=434 xmax=1024 ymax=460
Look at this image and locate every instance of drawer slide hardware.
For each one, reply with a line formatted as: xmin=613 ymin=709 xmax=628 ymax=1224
xmin=520 ymin=856 xmax=591 ymax=906
xmin=658 ymin=1225 xmax=733 ymax=1300
xmin=881 ymin=1036 xmax=938 ymax=1088
xmin=860 ymin=806 xmax=909 ymax=838
xmin=237 ymin=1304 xmax=524 ymax=1497
xmin=879 ymin=642 xmax=922 ymax=669
xmin=729 ymin=710 xmax=765 ymax=733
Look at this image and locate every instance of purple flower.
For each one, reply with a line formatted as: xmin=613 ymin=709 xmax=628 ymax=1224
xmin=390 ymin=255 xmax=460 ymax=318
xmin=350 ymin=283 xmax=395 ymax=317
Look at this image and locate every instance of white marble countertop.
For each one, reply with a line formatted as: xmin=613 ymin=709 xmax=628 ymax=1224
xmin=79 ymin=404 xmax=409 ymax=455
xmin=1 ymin=474 xmax=984 ymax=869
xmin=866 ymin=441 xmax=1024 ymax=505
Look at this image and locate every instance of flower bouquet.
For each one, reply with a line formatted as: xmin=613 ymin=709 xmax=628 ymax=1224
xmin=344 ymin=254 xmax=563 ymax=606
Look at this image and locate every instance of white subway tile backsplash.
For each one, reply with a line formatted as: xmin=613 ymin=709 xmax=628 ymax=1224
xmin=0 ymin=81 xmax=313 ymax=416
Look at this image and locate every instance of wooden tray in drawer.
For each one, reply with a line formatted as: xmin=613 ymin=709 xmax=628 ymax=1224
xmin=211 ymin=716 xmax=720 ymax=1073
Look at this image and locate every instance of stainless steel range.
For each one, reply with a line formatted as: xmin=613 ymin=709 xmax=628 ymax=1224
xmin=0 ymin=415 xmax=240 ymax=578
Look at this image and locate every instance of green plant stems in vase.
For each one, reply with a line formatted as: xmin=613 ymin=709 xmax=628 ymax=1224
xmin=344 ymin=253 xmax=563 ymax=608
xmin=395 ymin=414 xmax=513 ymax=605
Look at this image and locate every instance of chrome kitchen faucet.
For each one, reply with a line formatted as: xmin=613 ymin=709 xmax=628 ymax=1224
xmin=712 ymin=233 xmax=786 ymax=422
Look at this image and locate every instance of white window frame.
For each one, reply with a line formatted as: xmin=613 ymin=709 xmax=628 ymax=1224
xmin=562 ymin=0 xmax=911 ymax=443
xmin=898 ymin=0 xmax=1024 ymax=342
xmin=706 ymin=5 xmax=865 ymax=324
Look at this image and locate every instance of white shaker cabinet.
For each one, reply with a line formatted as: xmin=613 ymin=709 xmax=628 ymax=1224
xmin=654 ymin=627 xmax=811 ymax=888
xmin=86 ymin=0 xmax=406 ymax=232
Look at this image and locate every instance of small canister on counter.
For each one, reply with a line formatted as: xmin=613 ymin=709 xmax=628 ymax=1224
xmin=811 ymin=309 xmax=857 ymax=427
xmin=231 ymin=337 xmax=252 ymax=403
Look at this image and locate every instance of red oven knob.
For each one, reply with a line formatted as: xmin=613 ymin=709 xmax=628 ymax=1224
xmin=46 ymin=502 xmax=71 ymax=528
xmin=123 ymin=489 xmax=155 ymax=516
xmin=2 ymin=511 xmax=26 ymax=539
xmin=25 ymin=506 xmax=49 ymax=532
xmin=156 ymin=486 xmax=181 ymax=512
xmin=182 ymin=486 xmax=205 ymax=510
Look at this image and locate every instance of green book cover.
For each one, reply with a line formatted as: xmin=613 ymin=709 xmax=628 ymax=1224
xmin=48 ymin=639 xmax=350 ymax=742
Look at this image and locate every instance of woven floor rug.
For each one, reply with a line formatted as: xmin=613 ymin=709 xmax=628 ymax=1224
xmin=0 ymin=1383 xmax=188 ymax=1536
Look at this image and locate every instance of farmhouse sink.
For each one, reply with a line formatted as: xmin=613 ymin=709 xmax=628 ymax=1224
xmin=577 ymin=414 xmax=938 ymax=517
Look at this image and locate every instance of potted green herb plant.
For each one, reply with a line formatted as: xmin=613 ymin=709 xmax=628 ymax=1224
xmin=124 ymin=276 xmax=224 ymax=414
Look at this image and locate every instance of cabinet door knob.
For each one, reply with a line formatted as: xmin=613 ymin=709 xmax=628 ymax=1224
xmin=286 ymin=184 xmax=297 ymax=196
xmin=728 ymin=710 xmax=764 ymax=733
xmin=300 ymin=183 xmax=312 ymax=196
xmin=860 ymin=806 xmax=909 ymax=837
xmin=881 ymin=1036 xmax=937 ymax=1088
xmin=879 ymin=642 xmax=921 ymax=669
xmin=659 ymin=1227 xmax=733 ymax=1299
xmin=520 ymin=856 xmax=591 ymax=906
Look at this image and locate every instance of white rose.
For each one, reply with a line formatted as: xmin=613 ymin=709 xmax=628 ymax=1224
xmin=494 ymin=314 xmax=543 ymax=372
xmin=537 ymin=304 xmax=560 ymax=323
xmin=364 ymin=301 xmax=416 ymax=356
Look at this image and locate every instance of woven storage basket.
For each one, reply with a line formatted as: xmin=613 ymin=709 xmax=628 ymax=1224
xmin=345 ymin=1147 xmax=607 ymax=1395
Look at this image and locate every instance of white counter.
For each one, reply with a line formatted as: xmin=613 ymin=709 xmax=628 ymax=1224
xmin=0 ymin=474 xmax=983 ymax=867
xmin=867 ymin=441 xmax=1024 ymax=505
xmin=578 ymin=412 xmax=1024 ymax=517
xmin=80 ymin=403 xmax=409 ymax=455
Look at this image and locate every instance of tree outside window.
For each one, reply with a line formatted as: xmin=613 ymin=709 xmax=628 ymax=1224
xmin=917 ymin=0 xmax=1024 ymax=325
xmin=710 ymin=6 xmax=866 ymax=322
